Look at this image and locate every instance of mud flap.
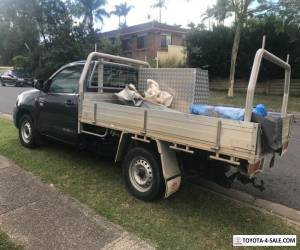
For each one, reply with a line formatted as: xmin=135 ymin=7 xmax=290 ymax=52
xmin=156 ymin=140 xmax=181 ymax=198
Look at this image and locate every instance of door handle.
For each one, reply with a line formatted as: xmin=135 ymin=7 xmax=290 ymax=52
xmin=64 ymin=99 xmax=74 ymax=106
xmin=39 ymin=98 xmax=45 ymax=107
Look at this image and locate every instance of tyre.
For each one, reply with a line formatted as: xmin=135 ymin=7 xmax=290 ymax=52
xmin=0 ymin=80 xmax=5 ymax=86
xmin=19 ymin=114 xmax=37 ymax=148
xmin=123 ymin=147 xmax=165 ymax=201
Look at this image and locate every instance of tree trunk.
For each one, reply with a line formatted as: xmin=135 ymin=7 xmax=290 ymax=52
xmin=228 ymin=21 xmax=242 ymax=97
xmin=159 ymin=8 xmax=161 ymax=22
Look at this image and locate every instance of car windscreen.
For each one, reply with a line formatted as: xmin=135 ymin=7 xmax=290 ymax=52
xmin=11 ymin=70 xmax=31 ymax=78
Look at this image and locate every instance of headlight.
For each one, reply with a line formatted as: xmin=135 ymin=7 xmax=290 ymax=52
xmin=17 ymin=78 xmax=25 ymax=82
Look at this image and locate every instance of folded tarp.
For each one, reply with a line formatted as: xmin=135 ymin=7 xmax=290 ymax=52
xmin=190 ymin=104 xmax=267 ymax=121
xmin=191 ymin=104 xmax=245 ymax=120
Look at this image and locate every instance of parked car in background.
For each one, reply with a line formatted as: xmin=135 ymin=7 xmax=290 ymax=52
xmin=0 ymin=69 xmax=34 ymax=87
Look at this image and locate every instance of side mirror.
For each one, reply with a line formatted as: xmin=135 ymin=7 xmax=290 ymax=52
xmin=34 ymin=79 xmax=44 ymax=91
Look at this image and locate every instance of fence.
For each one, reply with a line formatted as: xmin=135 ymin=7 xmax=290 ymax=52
xmin=210 ymin=79 xmax=300 ymax=96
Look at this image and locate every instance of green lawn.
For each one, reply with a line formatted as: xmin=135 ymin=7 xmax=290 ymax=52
xmin=0 ymin=231 xmax=22 ymax=250
xmin=209 ymin=91 xmax=300 ymax=112
xmin=0 ymin=118 xmax=299 ymax=250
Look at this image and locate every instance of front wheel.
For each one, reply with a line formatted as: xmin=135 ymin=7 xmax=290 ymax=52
xmin=19 ymin=114 xmax=37 ymax=148
xmin=123 ymin=147 xmax=165 ymax=201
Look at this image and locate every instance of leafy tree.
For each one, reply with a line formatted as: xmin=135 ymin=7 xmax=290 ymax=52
xmin=206 ymin=0 xmax=268 ymax=97
xmin=12 ymin=55 xmax=29 ymax=68
xmin=186 ymin=25 xmax=233 ymax=78
xmin=186 ymin=14 xmax=300 ymax=80
xmin=272 ymin=0 xmax=300 ymax=25
xmin=0 ymin=0 xmax=40 ymax=62
xmin=152 ymin=0 xmax=167 ymax=23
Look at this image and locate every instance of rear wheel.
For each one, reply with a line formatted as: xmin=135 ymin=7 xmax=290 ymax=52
xmin=19 ymin=115 xmax=37 ymax=148
xmin=123 ymin=147 xmax=165 ymax=201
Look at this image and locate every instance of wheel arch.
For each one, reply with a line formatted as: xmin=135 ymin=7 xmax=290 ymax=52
xmin=116 ymin=133 xmax=182 ymax=198
xmin=16 ymin=108 xmax=34 ymax=128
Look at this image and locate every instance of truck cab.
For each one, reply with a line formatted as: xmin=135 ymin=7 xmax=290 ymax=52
xmin=14 ymin=61 xmax=138 ymax=146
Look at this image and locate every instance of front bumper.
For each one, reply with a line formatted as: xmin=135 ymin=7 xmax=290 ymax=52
xmin=12 ymin=105 xmax=18 ymax=128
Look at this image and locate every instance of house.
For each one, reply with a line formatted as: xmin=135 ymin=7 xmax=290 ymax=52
xmin=103 ymin=21 xmax=188 ymax=64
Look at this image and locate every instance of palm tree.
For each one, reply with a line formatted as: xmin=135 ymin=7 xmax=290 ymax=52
xmin=111 ymin=2 xmax=133 ymax=27
xmin=111 ymin=5 xmax=122 ymax=27
xmin=75 ymin=0 xmax=108 ymax=32
xmin=119 ymin=2 xmax=133 ymax=26
xmin=203 ymin=0 xmax=231 ymax=25
xmin=152 ymin=0 xmax=167 ymax=23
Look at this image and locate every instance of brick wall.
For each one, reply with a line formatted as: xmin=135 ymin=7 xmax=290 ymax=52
xmin=120 ymin=31 xmax=185 ymax=61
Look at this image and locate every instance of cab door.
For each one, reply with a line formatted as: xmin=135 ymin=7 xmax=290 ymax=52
xmin=38 ymin=64 xmax=83 ymax=144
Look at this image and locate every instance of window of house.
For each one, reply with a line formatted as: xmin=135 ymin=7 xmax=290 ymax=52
xmin=160 ymin=34 xmax=172 ymax=48
xmin=122 ymin=39 xmax=131 ymax=51
xmin=137 ymin=35 xmax=147 ymax=49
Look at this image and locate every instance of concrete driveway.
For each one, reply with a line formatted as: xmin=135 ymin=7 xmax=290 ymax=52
xmin=0 ymin=86 xmax=299 ymax=210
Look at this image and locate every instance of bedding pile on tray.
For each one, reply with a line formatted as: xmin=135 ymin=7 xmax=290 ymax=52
xmin=115 ymin=79 xmax=173 ymax=108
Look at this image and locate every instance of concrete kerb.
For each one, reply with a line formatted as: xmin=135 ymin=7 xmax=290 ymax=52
xmin=188 ymin=176 xmax=300 ymax=228
xmin=0 ymin=112 xmax=13 ymax=121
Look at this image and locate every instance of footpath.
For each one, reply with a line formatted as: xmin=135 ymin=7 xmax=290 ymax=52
xmin=0 ymin=155 xmax=154 ymax=250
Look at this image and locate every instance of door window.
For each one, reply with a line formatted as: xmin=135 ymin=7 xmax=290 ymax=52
xmin=49 ymin=65 xmax=83 ymax=93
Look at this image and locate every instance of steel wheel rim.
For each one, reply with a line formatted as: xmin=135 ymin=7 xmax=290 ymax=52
xmin=129 ymin=157 xmax=153 ymax=192
xmin=21 ymin=121 xmax=32 ymax=144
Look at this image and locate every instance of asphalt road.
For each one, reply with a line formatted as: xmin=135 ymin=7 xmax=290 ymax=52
xmin=0 ymin=86 xmax=299 ymax=210
xmin=0 ymin=86 xmax=33 ymax=114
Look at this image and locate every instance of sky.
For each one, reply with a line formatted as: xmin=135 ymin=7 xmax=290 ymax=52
xmin=100 ymin=0 xmax=217 ymax=32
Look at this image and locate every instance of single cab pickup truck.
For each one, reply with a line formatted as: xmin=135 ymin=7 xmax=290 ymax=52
xmin=13 ymin=44 xmax=293 ymax=201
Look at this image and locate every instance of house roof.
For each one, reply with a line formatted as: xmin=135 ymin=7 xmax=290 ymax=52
xmin=103 ymin=21 xmax=188 ymax=38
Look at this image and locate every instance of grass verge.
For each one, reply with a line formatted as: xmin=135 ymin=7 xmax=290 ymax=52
xmin=0 ymin=118 xmax=299 ymax=250
xmin=0 ymin=231 xmax=22 ymax=250
xmin=209 ymin=91 xmax=300 ymax=112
